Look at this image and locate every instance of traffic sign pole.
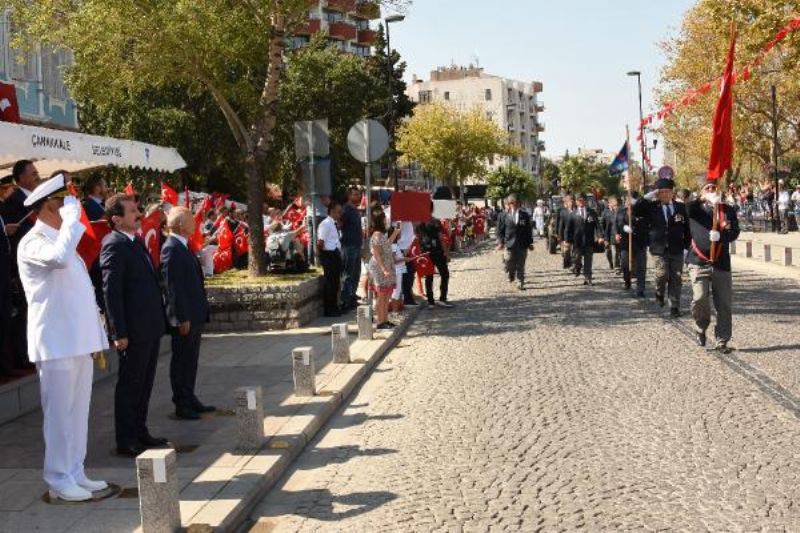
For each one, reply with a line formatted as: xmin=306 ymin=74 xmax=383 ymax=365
xmin=364 ymin=122 xmax=373 ymax=306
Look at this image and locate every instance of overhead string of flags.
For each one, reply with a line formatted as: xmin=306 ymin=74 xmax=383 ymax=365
xmin=633 ymin=15 xmax=800 ymax=172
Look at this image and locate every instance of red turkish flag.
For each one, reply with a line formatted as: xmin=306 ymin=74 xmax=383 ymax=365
xmin=124 ymin=182 xmax=136 ymax=196
xmin=189 ymin=196 xmax=213 ymax=253
xmin=76 ymin=220 xmax=112 ymax=267
xmin=0 ymin=82 xmax=20 ymax=123
xmin=217 ymin=219 xmax=234 ymax=250
xmin=138 ymin=211 xmax=163 ymax=268
xmin=234 ymin=225 xmax=249 ymax=256
xmin=707 ymin=30 xmax=737 ymax=181
xmin=161 ymin=182 xmax=178 ymax=206
xmin=389 ymin=191 xmax=432 ymax=223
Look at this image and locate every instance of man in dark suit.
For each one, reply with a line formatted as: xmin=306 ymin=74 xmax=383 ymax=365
xmin=496 ymin=194 xmax=534 ymax=291
xmin=600 ymin=196 xmax=621 ymax=272
xmin=642 ymin=178 xmax=691 ymax=317
xmin=556 ymin=194 xmax=575 ymax=269
xmin=614 ymin=192 xmax=649 ymax=297
xmin=565 ymin=194 xmax=603 ymax=285
xmin=81 ymin=174 xmax=108 ymax=222
xmin=100 ymin=193 xmax=168 ymax=457
xmin=161 ymin=206 xmax=214 ymax=420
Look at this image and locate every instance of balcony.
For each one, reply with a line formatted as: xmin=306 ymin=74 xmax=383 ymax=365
xmin=295 ymin=18 xmax=322 ymax=35
xmin=535 ymin=101 xmax=545 ymax=112
xmin=537 ymin=141 xmax=546 ymax=152
xmin=536 ymin=122 xmax=545 ymax=133
xmin=327 ymin=0 xmax=357 ymax=12
xmin=357 ymin=29 xmax=378 ymax=45
xmin=354 ymin=1 xmax=381 ymax=19
xmin=329 ymin=21 xmax=358 ymax=40
xmin=532 ymin=81 xmax=543 ymax=93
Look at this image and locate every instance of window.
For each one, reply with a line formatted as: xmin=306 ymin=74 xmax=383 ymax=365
xmin=287 ymin=36 xmax=310 ymax=50
xmin=324 ymin=10 xmax=344 ymax=23
xmin=355 ymin=19 xmax=369 ymax=30
xmin=444 ymin=91 xmax=450 ymax=101
xmin=41 ymin=46 xmax=72 ymax=100
xmin=485 ymin=89 xmax=492 ymax=101
xmin=352 ymin=44 xmax=371 ymax=57
xmin=419 ymin=90 xmax=432 ymax=104
xmin=507 ymin=87 xmax=513 ymax=101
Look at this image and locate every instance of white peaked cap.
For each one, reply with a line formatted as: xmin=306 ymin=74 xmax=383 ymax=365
xmin=23 ymin=173 xmax=66 ymax=207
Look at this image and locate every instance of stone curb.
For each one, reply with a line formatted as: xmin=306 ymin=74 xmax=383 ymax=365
xmin=175 ymin=305 xmax=422 ymax=532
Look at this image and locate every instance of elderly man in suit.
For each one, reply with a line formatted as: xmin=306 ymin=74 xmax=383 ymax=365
xmin=496 ymin=194 xmax=534 ymax=291
xmin=566 ymin=194 xmax=604 ymax=285
xmin=101 ymin=193 xmax=168 ymax=457
xmin=17 ymin=174 xmax=109 ymax=502
xmin=161 ymin=206 xmax=214 ymax=420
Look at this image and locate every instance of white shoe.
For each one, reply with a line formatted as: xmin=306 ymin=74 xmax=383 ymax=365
xmin=49 ymin=484 xmax=93 ymax=502
xmin=76 ymin=476 xmax=108 ymax=492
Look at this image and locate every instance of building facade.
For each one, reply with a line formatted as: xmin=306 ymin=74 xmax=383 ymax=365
xmin=406 ymin=66 xmax=545 ymax=181
xmin=290 ymin=0 xmax=380 ymax=57
xmin=0 ymin=9 xmax=78 ymax=130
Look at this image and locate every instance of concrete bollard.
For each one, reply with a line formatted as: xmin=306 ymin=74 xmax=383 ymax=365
xmin=136 ymin=448 xmax=180 ymax=533
xmin=730 ymin=241 xmax=737 ymax=255
xmin=292 ymin=347 xmax=316 ymax=396
xmin=764 ymin=243 xmax=772 ymax=263
xmin=357 ymin=305 xmax=373 ymax=340
xmin=234 ymin=386 xmax=264 ymax=450
xmin=331 ymin=323 xmax=350 ymax=364
xmin=784 ymin=247 xmax=794 ymax=267
xmin=745 ymin=241 xmax=753 ymax=258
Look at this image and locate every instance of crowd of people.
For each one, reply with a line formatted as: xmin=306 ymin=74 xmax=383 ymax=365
xmin=497 ymin=175 xmax=741 ymax=355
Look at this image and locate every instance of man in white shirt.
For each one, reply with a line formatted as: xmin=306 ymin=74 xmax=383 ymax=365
xmin=17 ymin=174 xmax=109 ymax=502
xmin=317 ymin=201 xmax=343 ymax=317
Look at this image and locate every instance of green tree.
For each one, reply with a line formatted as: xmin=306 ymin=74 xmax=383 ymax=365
xmin=486 ymin=165 xmax=537 ymax=202
xmin=396 ymin=103 xmax=518 ymax=196
xmin=558 ymin=155 xmax=619 ymax=196
xmin=539 ymin=157 xmax=561 ymax=194
xmin=8 ymin=0 xmax=405 ymax=275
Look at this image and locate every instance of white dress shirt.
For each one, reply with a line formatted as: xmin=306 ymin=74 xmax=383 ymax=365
xmin=317 ymin=216 xmax=341 ymax=251
xmin=17 ymin=219 xmax=108 ymax=362
xmin=662 ymin=203 xmax=674 ymax=223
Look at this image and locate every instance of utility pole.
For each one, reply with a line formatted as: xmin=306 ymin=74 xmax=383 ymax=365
xmin=385 ymin=15 xmax=405 ymax=190
xmin=627 ymin=71 xmax=647 ymax=190
xmin=771 ymin=84 xmax=780 ymax=233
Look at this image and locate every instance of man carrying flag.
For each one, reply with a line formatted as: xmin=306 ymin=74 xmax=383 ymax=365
xmin=686 ymin=28 xmax=740 ymax=353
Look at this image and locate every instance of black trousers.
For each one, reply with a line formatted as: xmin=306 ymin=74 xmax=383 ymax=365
xmin=115 ymin=337 xmax=160 ymax=447
xmin=402 ymin=258 xmax=416 ymax=304
xmin=425 ymin=252 xmax=450 ymax=304
xmin=606 ymin=243 xmax=621 ymax=269
xmin=170 ymin=325 xmax=204 ymax=410
xmin=561 ymin=243 xmax=572 ymax=269
xmin=320 ymin=250 xmax=343 ymax=314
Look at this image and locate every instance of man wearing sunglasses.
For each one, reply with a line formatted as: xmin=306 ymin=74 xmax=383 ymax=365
xmin=686 ymin=178 xmax=740 ymax=353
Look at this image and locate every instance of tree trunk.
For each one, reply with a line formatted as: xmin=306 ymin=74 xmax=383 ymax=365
xmin=245 ymin=154 xmax=267 ymax=276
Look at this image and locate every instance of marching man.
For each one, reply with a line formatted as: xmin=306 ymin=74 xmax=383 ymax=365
xmin=17 ymin=174 xmax=109 ymax=502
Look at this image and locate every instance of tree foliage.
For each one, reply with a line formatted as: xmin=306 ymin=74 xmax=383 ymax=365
xmin=558 ymin=155 xmax=619 ymax=196
xmin=486 ymin=165 xmax=537 ymax=201
xmin=659 ymin=0 xmax=800 ymax=189
xmin=396 ymin=103 xmax=518 ymax=190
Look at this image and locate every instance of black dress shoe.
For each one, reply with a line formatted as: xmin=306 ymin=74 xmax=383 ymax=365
xmin=193 ymin=402 xmax=216 ymax=413
xmin=175 ymin=408 xmax=202 ymax=420
xmin=140 ymin=434 xmax=169 ymax=448
xmin=116 ymin=444 xmax=146 ymax=458
xmin=670 ymin=308 xmax=681 ymax=318
xmin=697 ymin=331 xmax=707 ymax=347
xmin=655 ymin=293 xmax=665 ymax=307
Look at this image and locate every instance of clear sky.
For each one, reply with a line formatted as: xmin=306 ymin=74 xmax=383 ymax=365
xmin=388 ymin=0 xmax=698 ymax=167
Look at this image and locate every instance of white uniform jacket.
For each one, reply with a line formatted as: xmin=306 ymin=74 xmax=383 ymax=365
xmin=17 ymin=218 xmax=109 ymax=363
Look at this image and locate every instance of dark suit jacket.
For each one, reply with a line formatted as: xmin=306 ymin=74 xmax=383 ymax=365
xmin=160 ymin=235 xmax=209 ymax=328
xmin=82 ymin=197 xmax=106 ymax=222
xmin=600 ymin=207 xmax=618 ymax=242
xmin=643 ymin=200 xmax=690 ymax=256
xmin=100 ymin=230 xmax=166 ymax=341
xmin=613 ymin=203 xmax=649 ymax=250
xmin=1 ymin=188 xmax=34 ymax=256
xmin=496 ymin=209 xmax=534 ymax=250
xmin=565 ymin=207 xmax=602 ymax=251
xmin=686 ymin=200 xmax=740 ymax=272
xmin=556 ymin=206 xmax=573 ymax=241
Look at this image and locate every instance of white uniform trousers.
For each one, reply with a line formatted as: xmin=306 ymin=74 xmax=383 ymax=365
xmin=37 ymin=355 xmax=93 ymax=492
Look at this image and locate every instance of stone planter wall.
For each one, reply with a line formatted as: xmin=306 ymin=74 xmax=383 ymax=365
xmin=206 ymin=276 xmax=324 ymax=333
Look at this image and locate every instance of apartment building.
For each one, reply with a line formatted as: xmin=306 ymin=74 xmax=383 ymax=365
xmin=290 ymin=0 xmax=381 ymax=57
xmin=0 ymin=8 xmax=78 ymax=129
xmin=406 ymin=65 xmax=545 ymax=179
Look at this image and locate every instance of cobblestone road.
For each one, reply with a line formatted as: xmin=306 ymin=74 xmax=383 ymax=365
xmin=248 ymin=241 xmax=800 ymax=532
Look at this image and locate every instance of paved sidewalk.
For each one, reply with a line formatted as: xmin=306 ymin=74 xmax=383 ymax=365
xmin=0 ymin=307 xmax=369 ymax=532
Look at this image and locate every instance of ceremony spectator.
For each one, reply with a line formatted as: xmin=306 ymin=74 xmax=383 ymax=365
xmin=162 ymin=206 xmax=214 ymax=420
xmin=17 ymin=174 xmax=109 ymax=502
xmin=101 ymin=193 xmax=168 ymax=457
xmin=317 ymin=201 xmax=343 ymax=317
xmin=81 ymin=174 xmax=108 ymax=221
xmin=369 ymin=211 xmax=399 ymax=328
xmin=339 ymin=187 xmax=363 ymax=311
xmin=419 ymin=215 xmax=453 ymax=308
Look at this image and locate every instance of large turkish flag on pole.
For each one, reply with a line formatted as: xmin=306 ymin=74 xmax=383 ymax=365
xmin=707 ymin=29 xmax=737 ymax=180
xmin=0 ymin=82 xmax=20 ymax=123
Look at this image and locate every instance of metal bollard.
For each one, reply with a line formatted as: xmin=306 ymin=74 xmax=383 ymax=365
xmin=292 ymin=347 xmax=316 ymax=396
xmin=357 ymin=305 xmax=373 ymax=340
xmin=764 ymin=243 xmax=772 ymax=263
xmin=331 ymin=323 xmax=350 ymax=364
xmin=137 ymin=449 xmax=181 ymax=533
xmin=730 ymin=241 xmax=737 ymax=255
xmin=745 ymin=241 xmax=753 ymax=258
xmin=784 ymin=247 xmax=793 ymax=267
xmin=235 ymin=386 xmax=264 ymax=450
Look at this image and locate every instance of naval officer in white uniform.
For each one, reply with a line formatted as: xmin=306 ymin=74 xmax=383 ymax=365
xmin=17 ymin=174 xmax=109 ymax=502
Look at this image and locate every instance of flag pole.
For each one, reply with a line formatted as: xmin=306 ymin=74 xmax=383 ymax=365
xmin=626 ymin=125 xmax=633 ymax=273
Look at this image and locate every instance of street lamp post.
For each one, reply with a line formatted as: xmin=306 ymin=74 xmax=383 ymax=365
xmin=627 ymin=71 xmax=647 ymax=189
xmin=385 ymin=14 xmax=405 ymax=190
